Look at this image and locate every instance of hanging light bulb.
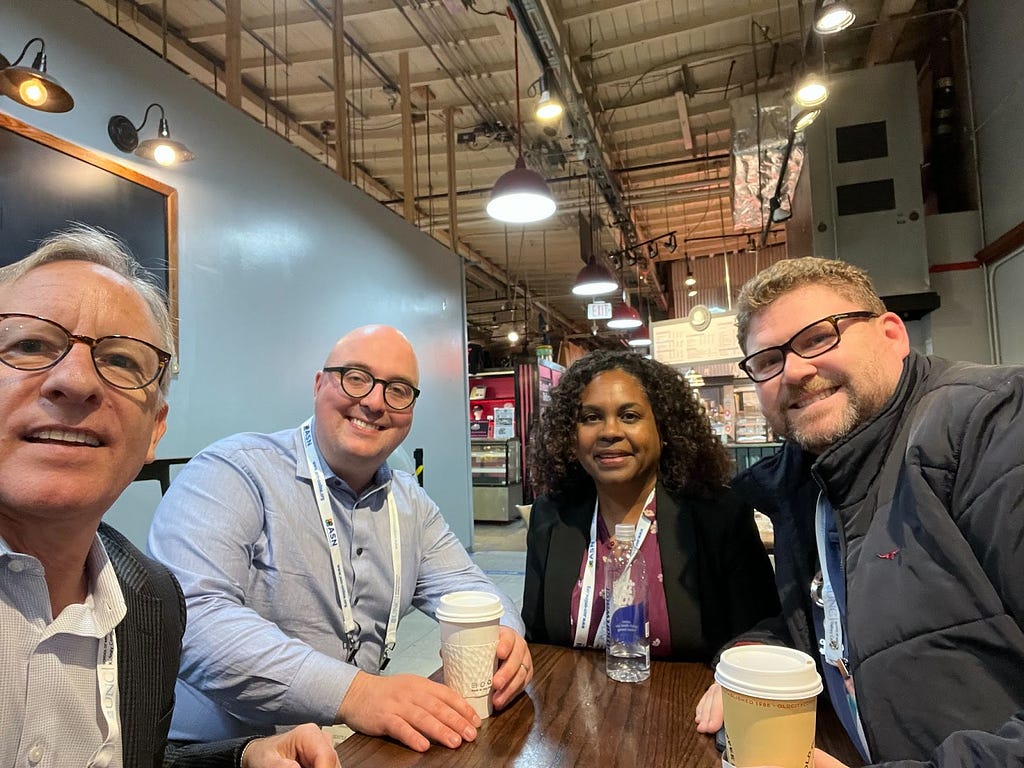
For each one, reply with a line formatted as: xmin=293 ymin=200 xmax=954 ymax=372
xmin=607 ymin=301 xmax=643 ymax=329
xmin=814 ymin=0 xmax=856 ymax=35
xmin=628 ymin=326 xmax=652 ymax=347
xmin=507 ymin=329 xmax=520 ymax=343
xmin=687 ymin=287 xmax=698 ymax=298
xmin=571 ymin=257 xmax=618 ymax=296
xmin=794 ymin=73 xmax=829 ymax=108
xmin=486 ymin=11 xmax=555 ymax=223
xmin=685 ymin=265 xmax=697 ymax=287
xmin=535 ymin=90 xmax=563 ymax=121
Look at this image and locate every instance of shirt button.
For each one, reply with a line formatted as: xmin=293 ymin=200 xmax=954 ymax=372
xmin=8 ymin=560 xmax=25 ymax=573
xmin=356 ymin=547 xmax=364 ymax=556
xmin=27 ymin=744 xmax=44 ymax=763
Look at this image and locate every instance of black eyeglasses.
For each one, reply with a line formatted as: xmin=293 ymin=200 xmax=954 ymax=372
xmin=738 ymin=311 xmax=878 ymax=383
xmin=0 ymin=313 xmax=171 ymax=390
xmin=323 ymin=366 xmax=420 ymax=410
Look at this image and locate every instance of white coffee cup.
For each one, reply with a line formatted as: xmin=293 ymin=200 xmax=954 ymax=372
xmin=715 ymin=645 xmax=823 ymax=768
xmin=436 ymin=591 xmax=504 ymax=719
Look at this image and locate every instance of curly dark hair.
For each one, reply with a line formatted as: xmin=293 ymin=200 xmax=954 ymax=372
xmin=529 ymin=350 xmax=731 ymax=500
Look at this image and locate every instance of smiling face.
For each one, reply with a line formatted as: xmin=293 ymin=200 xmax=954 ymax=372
xmin=0 ymin=261 xmax=169 ymax=530
xmin=744 ymin=284 xmax=909 ymax=453
xmin=575 ymin=368 xmax=662 ymax=498
xmin=313 ymin=325 xmax=418 ymax=492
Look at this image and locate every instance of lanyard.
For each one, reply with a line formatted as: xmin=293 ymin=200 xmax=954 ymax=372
xmin=301 ymin=419 xmax=403 ymax=671
xmin=814 ymin=492 xmax=850 ymax=678
xmin=88 ymin=630 xmax=120 ymax=768
xmin=572 ymin=487 xmax=655 ymax=649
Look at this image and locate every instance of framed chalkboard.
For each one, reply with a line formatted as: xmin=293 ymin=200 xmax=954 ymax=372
xmin=0 ymin=111 xmax=178 ymax=346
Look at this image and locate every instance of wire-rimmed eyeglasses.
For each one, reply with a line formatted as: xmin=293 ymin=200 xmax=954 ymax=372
xmin=323 ymin=366 xmax=420 ymax=410
xmin=739 ymin=311 xmax=878 ymax=383
xmin=0 ymin=313 xmax=171 ymax=390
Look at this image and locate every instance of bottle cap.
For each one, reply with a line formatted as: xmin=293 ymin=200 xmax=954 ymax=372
xmin=614 ymin=523 xmax=636 ymax=542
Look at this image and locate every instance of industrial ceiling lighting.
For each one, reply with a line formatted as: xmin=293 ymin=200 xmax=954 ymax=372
xmin=794 ymin=73 xmax=829 ymax=108
xmin=571 ymin=257 xmax=618 ymax=296
xmin=687 ymin=287 xmax=698 ymax=298
xmin=535 ymin=74 xmax=564 ymax=122
xmin=607 ymin=301 xmax=643 ymax=329
xmin=486 ymin=11 xmax=555 ymax=223
xmin=791 ymin=106 xmax=822 ymax=132
xmin=814 ymin=0 xmax=856 ymax=35
xmin=108 ymin=103 xmax=196 ymax=166
xmin=684 ymin=260 xmax=697 ymax=287
xmin=0 ymin=37 xmax=74 ymax=112
xmin=628 ymin=325 xmax=652 ymax=347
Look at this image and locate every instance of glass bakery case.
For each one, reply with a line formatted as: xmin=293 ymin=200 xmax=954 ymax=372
xmin=470 ymin=438 xmax=522 ymax=522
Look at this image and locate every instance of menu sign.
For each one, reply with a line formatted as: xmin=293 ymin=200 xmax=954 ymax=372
xmin=652 ymin=310 xmax=744 ymax=373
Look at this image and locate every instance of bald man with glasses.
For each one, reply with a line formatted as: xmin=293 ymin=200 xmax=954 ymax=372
xmin=693 ymin=257 xmax=1024 ymax=768
xmin=149 ymin=325 xmax=530 ymax=754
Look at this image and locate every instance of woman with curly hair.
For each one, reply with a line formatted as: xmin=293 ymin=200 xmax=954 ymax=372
xmin=521 ymin=350 xmax=778 ymax=661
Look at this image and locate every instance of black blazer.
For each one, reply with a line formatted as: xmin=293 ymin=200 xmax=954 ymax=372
xmin=98 ymin=524 xmax=251 ymax=768
xmin=521 ymin=484 xmax=780 ymax=662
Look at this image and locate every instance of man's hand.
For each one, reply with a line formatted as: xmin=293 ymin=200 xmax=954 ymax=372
xmin=336 ymin=671 xmax=481 ymax=752
xmin=240 ymin=723 xmax=340 ymax=767
xmin=491 ymin=626 xmax=532 ymax=710
xmin=694 ymin=682 xmax=724 ymax=733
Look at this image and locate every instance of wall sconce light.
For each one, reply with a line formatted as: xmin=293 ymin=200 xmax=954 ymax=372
xmin=108 ymin=103 xmax=195 ymax=166
xmin=487 ymin=11 xmax=555 ymax=223
xmin=0 ymin=38 xmax=74 ymax=112
xmin=814 ymin=0 xmax=856 ymax=35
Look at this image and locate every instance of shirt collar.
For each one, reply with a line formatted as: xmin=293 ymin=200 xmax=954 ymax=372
xmin=295 ymin=420 xmax=393 ymax=508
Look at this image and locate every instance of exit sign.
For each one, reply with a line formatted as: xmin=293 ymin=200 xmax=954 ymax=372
xmin=587 ymin=300 xmax=612 ymax=320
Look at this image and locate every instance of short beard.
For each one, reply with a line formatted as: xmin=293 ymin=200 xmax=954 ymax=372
xmin=771 ymin=376 xmax=889 ymax=455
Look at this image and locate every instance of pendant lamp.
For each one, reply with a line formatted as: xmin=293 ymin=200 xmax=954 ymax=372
xmin=486 ymin=11 xmax=555 ymax=224
xmin=628 ymin=325 xmax=652 ymax=347
xmin=607 ymin=301 xmax=643 ymax=329
xmin=571 ymin=257 xmax=618 ymax=296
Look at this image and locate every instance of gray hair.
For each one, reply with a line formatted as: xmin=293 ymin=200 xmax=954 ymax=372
xmin=0 ymin=225 xmax=175 ymax=395
xmin=735 ymin=257 xmax=886 ymax=352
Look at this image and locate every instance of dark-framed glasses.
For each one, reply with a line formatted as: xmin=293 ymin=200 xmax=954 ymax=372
xmin=739 ymin=311 xmax=878 ymax=383
xmin=0 ymin=313 xmax=171 ymax=390
xmin=323 ymin=365 xmax=420 ymax=410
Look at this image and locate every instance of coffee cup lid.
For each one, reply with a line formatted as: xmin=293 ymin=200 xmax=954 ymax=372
xmin=436 ymin=591 xmax=504 ymax=623
xmin=714 ymin=646 xmax=823 ymax=700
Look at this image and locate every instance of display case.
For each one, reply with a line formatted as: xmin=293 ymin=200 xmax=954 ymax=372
xmin=470 ymin=438 xmax=522 ymax=522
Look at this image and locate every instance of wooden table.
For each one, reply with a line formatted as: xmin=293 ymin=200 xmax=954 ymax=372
xmin=336 ymin=643 xmax=862 ymax=767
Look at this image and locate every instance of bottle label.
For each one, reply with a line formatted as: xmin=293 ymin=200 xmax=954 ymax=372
xmin=608 ymin=603 xmax=646 ymax=644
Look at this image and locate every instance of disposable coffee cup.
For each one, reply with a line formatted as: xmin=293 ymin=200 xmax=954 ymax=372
xmin=436 ymin=591 xmax=504 ymax=719
xmin=714 ymin=646 xmax=823 ymax=768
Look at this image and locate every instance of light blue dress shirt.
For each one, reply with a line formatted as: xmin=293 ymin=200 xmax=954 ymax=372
xmin=148 ymin=423 xmax=523 ymax=742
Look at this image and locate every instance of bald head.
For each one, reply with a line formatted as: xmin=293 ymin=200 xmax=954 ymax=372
xmin=313 ymin=325 xmax=419 ymax=491
xmin=324 ymin=325 xmax=419 ymax=386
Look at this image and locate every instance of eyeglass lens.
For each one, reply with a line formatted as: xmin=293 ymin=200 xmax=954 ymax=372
xmin=0 ymin=314 xmax=165 ymax=389
xmin=744 ymin=318 xmax=843 ymax=381
xmin=338 ymin=367 xmax=416 ymax=409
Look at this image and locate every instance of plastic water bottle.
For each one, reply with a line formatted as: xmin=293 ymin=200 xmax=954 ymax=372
xmin=605 ymin=523 xmax=650 ymax=682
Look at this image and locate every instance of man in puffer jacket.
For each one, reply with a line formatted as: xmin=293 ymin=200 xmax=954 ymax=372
xmin=693 ymin=257 xmax=1024 ymax=768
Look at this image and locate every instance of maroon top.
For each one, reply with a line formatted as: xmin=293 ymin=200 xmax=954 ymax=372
xmin=568 ymin=494 xmax=673 ymax=657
